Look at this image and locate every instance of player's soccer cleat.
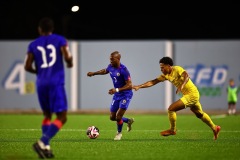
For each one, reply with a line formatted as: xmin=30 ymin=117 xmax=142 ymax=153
xmin=127 ymin=118 xmax=134 ymax=132
xmin=114 ymin=132 xmax=122 ymax=140
xmin=160 ymin=129 xmax=176 ymax=136
xmin=33 ymin=141 xmax=54 ymax=159
xmin=213 ymin=125 xmax=221 ymax=140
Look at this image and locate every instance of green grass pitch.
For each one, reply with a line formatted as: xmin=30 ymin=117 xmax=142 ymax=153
xmin=0 ymin=114 xmax=239 ymax=159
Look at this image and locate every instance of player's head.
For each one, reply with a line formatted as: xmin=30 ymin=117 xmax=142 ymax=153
xmin=110 ymin=51 xmax=121 ymax=68
xmin=229 ymin=79 xmax=235 ymax=86
xmin=159 ymin=57 xmax=173 ymax=75
xmin=159 ymin=57 xmax=173 ymax=66
xmin=38 ymin=17 xmax=54 ymax=35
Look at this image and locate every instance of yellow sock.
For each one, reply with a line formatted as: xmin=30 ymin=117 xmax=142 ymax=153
xmin=168 ymin=111 xmax=177 ymax=131
xmin=201 ymin=113 xmax=215 ymax=130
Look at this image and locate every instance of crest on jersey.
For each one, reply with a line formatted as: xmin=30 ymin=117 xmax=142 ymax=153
xmin=117 ymin=72 xmax=120 ymax=76
xmin=122 ymin=99 xmax=126 ymax=104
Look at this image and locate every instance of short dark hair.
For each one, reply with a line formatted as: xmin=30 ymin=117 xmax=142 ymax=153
xmin=159 ymin=57 xmax=173 ymax=66
xmin=38 ymin=17 xmax=54 ymax=33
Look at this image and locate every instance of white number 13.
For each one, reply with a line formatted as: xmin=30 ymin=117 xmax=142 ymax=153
xmin=37 ymin=44 xmax=56 ymax=68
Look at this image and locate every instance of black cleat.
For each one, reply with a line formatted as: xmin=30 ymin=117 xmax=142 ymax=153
xmin=33 ymin=142 xmax=54 ymax=159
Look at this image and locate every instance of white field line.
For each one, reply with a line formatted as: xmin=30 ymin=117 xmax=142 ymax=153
xmin=210 ymin=114 xmax=228 ymax=119
xmin=0 ymin=129 xmax=240 ymax=133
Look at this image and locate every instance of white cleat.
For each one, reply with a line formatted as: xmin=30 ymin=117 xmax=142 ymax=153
xmin=114 ymin=132 xmax=122 ymax=140
xmin=127 ymin=118 xmax=134 ymax=132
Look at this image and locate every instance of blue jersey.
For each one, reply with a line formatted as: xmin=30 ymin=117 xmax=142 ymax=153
xmin=27 ymin=34 xmax=68 ymax=112
xmin=106 ymin=63 xmax=133 ymax=98
xmin=27 ymin=34 xmax=67 ymax=86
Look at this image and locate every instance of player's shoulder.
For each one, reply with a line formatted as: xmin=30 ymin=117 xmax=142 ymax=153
xmin=120 ymin=63 xmax=130 ymax=72
xmin=120 ymin=63 xmax=127 ymax=69
xmin=173 ymin=65 xmax=185 ymax=71
xmin=173 ymin=65 xmax=184 ymax=69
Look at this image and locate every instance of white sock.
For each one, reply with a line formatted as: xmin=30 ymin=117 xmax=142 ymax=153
xmin=38 ymin=140 xmax=46 ymax=149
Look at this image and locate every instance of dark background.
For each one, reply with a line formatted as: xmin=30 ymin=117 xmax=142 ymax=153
xmin=0 ymin=0 xmax=239 ymax=40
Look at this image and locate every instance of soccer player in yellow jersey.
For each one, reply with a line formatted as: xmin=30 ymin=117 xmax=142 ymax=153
xmin=132 ymin=57 xmax=221 ymax=140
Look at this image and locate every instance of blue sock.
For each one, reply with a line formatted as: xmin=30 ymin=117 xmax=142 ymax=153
xmin=42 ymin=118 xmax=51 ymax=135
xmin=122 ymin=117 xmax=128 ymax=123
xmin=41 ymin=119 xmax=62 ymax=146
xmin=117 ymin=119 xmax=123 ymax=133
xmin=42 ymin=125 xmax=50 ymax=135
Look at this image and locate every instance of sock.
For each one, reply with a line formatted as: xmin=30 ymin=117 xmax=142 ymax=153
xmin=40 ymin=119 xmax=63 ymax=146
xmin=228 ymin=109 xmax=231 ymax=115
xmin=42 ymin=118 xmax=51 ymax=135
xmin=201 ymin=113 xmax=215 ymax=130
xmin=168 ymin=111 xmax=176 ymax=131
xmin=117 ymin=119 xmax=123 ymax=133
xmin=232 ymin=108 xmax=236 ymax=114
xmin=122 ymin=117 xmax=128 ymax=123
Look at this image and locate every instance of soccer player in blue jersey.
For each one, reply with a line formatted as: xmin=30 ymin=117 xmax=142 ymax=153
xmin=24 ymin=17 xmax=73 ymax=158
xmin=87 ymin=51 xmax=134 ymax=140
xmin=133 ymin=57 xmax=221 ymax=140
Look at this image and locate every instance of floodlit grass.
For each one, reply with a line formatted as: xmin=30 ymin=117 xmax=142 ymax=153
xmin=0 ymin=114 xmax=239 ymax=160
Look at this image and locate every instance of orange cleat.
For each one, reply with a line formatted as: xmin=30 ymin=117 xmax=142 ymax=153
xmin=213 ymin=125 xmax=221 ymax=140
xmin=160 ymin=129 xmax=176 ymax=136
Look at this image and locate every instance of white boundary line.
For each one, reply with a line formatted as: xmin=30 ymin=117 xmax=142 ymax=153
xmin=210 ymin=114 xmax=227 ymax=119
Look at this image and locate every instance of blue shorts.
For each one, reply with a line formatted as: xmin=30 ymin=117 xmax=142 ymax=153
xmin=110 ymin=95 xmax=132 ymax=112
xmin=37 ymin=84 xmax=68 ymax=113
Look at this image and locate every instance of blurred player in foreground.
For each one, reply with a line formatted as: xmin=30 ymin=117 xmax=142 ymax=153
xmin=87 ymin=51 xmax=134 ymax=140
xmin=132 ymin=57 xmax=221 ymax=140
xmin=24 ymin=17 xmax=73 ymax=158
xmin=227 ymin=79 xmax=239 ymax=115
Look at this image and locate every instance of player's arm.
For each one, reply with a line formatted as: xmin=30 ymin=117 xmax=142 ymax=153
xmin=24 ymin=53 xmax=37 ymax=74
xmin=176 ymin=71 xmax=189 ymax=94
xmin=237 ymin=86 xmax=240 ymax=94
xmin=133 ymin=76 xmax=164 ymax=91
xmin=87 ymin=69 xmax=109 ymax=77
xmin=109 ymin=78 xmax=132 ymax=95
xmin=120 ymin=79 xmax=132 ymax=91
xmin=61 ymin=45 xmax=73 ymax=68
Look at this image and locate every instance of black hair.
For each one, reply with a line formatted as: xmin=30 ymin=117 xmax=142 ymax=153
xmin=111 ymin=51 xmax=121 ymax=59
xmin=159 ymin=57 xmax=173 ymax=66
xmin=38 ymin=17 xmax=54 ymax=33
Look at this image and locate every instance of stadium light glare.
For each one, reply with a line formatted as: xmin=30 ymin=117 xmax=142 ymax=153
xmin=71 ymin=6 xmax=79 ymax=12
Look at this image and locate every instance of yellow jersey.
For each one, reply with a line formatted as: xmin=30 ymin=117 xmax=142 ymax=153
xmin=157 ymin=66 xmax=197 ymax=95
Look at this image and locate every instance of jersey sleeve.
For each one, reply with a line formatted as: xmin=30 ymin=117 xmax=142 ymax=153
xmin=106 ymin=64 xmax=111 ymax=72
xmin=156 ymin=74 xmax=166 ymax=81
xmin=27 ymin=42 xmax=34 ymax=54
xmin=175 ymin=66 xmax=185 ymax=76
xmin=59 ymin=36 xmax=67 ymax=47
xmin=122 ymin=68 xmax=131 ymax=81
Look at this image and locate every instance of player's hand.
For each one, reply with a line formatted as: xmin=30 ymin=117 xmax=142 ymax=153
xmin=87 ymin=72 xmax=94 ymax=77
xmin=108 ymin=88 xmax=115 ymax=95
xmin=67 ymin=63 xmax=73 ymax=68
xmin=132 ymin=85 xmax=140 ymax=91
xmin=176 ymin=85 xmax=183 ymax=94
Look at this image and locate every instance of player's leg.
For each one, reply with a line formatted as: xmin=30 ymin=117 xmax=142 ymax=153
xmin=33 ymin=85 xmax=54 ymax=158
xmin=114 ymin=108 xmax=125 ymax=140
xmin=190 ymin=102 xmax=221 ymax=140
xmin=161 ymin=99 xmax=185 ymax=136
xmin=110 ymin=99 xmax=123 ymax=140
xmin=232 ymin=103 xmax=236 ymax=115
xmin=42 ymin=111 xmax=52 ymax=134
xmin=41 ymin=111 xmax=67 ymax=145
xmin=36 ymin=85 xmax=51 ymax=135
xmin=228 ymin=102 xmax=232 ymax=115
xmin=118 ymin=97 xmax=134 ymax=132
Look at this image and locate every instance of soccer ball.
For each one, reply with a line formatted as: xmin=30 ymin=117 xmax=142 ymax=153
xmin=86 ymin=126 xmax=100 ymax=139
